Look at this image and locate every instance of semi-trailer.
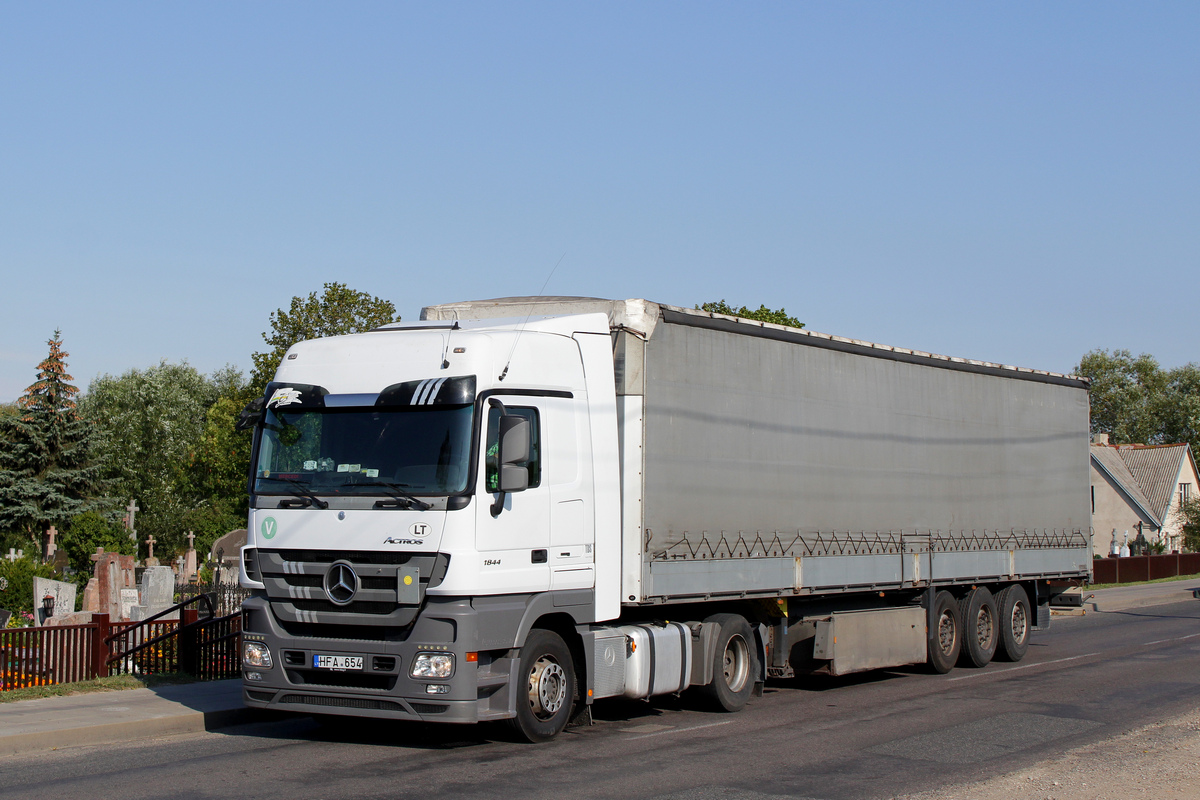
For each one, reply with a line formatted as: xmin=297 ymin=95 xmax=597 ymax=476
xmin=238 ymin=297 xmax=1092 ymax=741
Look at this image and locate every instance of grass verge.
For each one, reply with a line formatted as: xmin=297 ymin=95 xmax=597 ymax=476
xmin=1089 ymin=572 xmax=1200 ymax=591
xmin=0 ymin=672 xmax=196 ymax=703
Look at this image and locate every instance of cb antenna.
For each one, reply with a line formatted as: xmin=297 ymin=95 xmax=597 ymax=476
xmin=498 ymin=252 xmax=566 ymax=382
xmin=440 ymin=309 xmax=460 ymax=369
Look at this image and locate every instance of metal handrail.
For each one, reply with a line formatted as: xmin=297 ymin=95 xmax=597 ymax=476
xmin=104 ymin=593 xmax=216 ymax=666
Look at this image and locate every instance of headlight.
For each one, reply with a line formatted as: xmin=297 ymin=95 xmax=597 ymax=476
xmin=411 ymin=652 xmax=454 ymax=678
xmin=243 ymin=641 xmax=272 ymax=669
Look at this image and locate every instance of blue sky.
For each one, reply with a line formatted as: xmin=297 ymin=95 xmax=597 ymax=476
xmin=2 ymin=3 xmax=1196 ymax=402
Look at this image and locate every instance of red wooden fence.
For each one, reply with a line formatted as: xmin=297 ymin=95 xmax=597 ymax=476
xmin=1092 ymin=553 xmax=1200 ymax=584
xmin=1 ymin=601 xmax=242 ymax=692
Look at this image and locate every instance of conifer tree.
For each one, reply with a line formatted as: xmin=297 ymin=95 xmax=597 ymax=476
xmin=0 ymin=331 xmax=108 ymax=548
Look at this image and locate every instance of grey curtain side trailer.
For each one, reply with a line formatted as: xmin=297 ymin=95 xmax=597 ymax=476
xmin=620 ymin=304 xmax=1092 ymax=605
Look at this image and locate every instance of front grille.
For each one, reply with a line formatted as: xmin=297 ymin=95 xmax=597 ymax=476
xmin=283 ymin=650 xmax=306 ymax=666
xmin=286 ymin=669 xmax=397 ymax=691
xmin=276 ymin=620 xmax=409 ymax=642
xmin=258 ymin=550 xmax=450 ymax=633
xmin=409 ymin=703 xmax=448 ymax=715
xmin=291 ymin=599 xmax=397 ymax=615
xmin=284 ymin=574 xmax=323 ymax=588
xmin=372 ymin=656 xmax=396 ymax=672
xmin=279 ymin=694 xmax=407 ymax=712
xmin=275 ymin=550 xmax=420 ymax=565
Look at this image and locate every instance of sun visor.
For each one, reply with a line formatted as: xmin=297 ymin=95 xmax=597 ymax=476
xmin=376 ymin=375 xmax=477 ymax=407
xmin=263 ymin=382 xmax=330 ymax=410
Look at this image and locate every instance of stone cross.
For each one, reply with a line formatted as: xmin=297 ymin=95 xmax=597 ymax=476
xmin=44 ymin=525 xmax=58 ymax=559
xmin=186 ymin=531 xmax=196 ymax=550
xmin=124 ymin=498 xmax=140 ymax=541
xmin=5 ymin=548 xmax=22 ymax=562
xmin=145 ymin=535 xmax=156 ymax=560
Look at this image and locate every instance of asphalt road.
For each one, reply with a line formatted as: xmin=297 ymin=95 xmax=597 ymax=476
xmin=4 ymin=601 xmax=1200 ymax=800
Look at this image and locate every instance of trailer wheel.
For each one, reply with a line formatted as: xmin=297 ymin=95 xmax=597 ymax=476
xmin=699 ymin=614 xmax=757 ymax=712
xmin=507 ymin=629 xmax=576 ymax=742
xmin=957 ymin=587 xmax=998 ymax=668
xmin=927 ymin=591 xmax=960 ymax=674
xmin=994 ymin=584 xmax=1031 ymax=662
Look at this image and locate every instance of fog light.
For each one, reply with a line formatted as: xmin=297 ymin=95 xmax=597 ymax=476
xmin=426 ymin=684 xmax=450 ymax=694
xmin=245 ymin=671 xmax=263 ymax=681
xmin=411 ymin=652 xmax=454 ymax=678
xmin=243 ymin=641 xmax=272 ymax=669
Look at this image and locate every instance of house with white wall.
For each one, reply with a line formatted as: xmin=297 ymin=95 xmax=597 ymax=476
xmin=1090 ymin=434 xmax=1199 ymax=555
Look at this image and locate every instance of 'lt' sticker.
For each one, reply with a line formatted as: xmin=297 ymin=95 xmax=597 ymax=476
xmin=261 ymin=516 xmax=278 ymax=539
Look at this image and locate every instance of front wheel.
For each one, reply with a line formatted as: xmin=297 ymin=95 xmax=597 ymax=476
xmin=698 ymin=613 xmax=757 ymax=712
xmin=507 ymin=629 xmax=576 ymax=742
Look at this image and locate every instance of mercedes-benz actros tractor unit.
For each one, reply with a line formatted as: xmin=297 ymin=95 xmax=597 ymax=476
xmin=238 ymin=297 xmax=1091 ymax=741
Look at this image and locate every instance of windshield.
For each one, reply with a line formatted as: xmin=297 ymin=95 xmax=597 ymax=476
xmin=254 ymin=404 xmax=474 ymax=496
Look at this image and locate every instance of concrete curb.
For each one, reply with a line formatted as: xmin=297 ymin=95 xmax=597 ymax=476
xmin=1087 ymin=585 xmax=1200 ymax=614
xmin=0 ymin=706 xmax=269 ymax=758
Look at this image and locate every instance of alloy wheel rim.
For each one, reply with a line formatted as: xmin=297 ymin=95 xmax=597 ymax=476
xmin=938 ymin=610 xmax=957 ymax=655
xmin=723 ymin=634 xmax=750 ymax=692
xmin=527 ymin=656 xmax=567 ymax=720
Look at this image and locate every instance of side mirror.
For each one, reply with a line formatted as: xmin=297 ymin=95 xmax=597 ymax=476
xmin=497 ymin=415 xmax=531 ymax=493
xmin=490 ymin=407 xmax=532 ymax=516
xmin=235 ymin=397 xmax=265 ymax=431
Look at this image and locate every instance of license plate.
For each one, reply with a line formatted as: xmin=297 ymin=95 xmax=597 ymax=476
xmin=313 ymin=654 xmax=363 ymax=671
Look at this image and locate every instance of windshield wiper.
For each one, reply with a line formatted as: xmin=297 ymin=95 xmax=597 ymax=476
xmin=282 ymin=479 xmax=329 ymax=509
xmin=357 ymin=481 xmax=432 ymax=510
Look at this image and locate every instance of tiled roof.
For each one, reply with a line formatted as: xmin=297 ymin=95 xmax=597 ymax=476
xmin=1091 ymin=445 xmax=1159 ymax=526
xmin=1113 ymin=444 xmax=1190 ymax=522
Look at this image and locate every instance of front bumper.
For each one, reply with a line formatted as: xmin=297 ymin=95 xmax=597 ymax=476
xmin=239 ymin=594 xmax=498 ymax=724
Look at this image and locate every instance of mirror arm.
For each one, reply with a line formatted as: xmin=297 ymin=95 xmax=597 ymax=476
xmin=489 ymin=398 xmax=507 ymax=516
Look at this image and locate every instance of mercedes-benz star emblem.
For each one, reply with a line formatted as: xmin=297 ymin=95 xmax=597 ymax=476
xmin=323 ymin=562 xmax=359 ymax=606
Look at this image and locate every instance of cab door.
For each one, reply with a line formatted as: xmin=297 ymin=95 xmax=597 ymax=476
xmin=474 ymin=399 xmax=551 ymax=593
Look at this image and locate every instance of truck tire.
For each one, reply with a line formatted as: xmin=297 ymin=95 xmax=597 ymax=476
xmin=699 ymin=613 xmax=757 ymax=712
xmin=927 ymin=591 xmax=960 ymax=674
xmin=507 ymin=629 xmax=576 ymax=742
xmin=994 ymin=584 xmax=1031 ymax=662
xmin=957 ymin=587 xmax=998 ymax=668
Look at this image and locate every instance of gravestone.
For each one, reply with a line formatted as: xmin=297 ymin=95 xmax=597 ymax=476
xmin=83 ymin=548 xmax=138 ymax=620
xmin=51 ymin=548 xmax=70 ymax=577
xmin=43 ymin=525 xmax=58 ymax=560
xmin=129 ymin=566 xmax=178 ymax=621
xmin=33 ymin=576 xmax=77 ymax=624
xmin=119 ymin=588 xmax=140 ymax=620
xmin=212 ymin=529 xmax=247 ymax=584
xmin=0 ymin=609 xmax=10 ymax=628
xmin=183 ymin=531 xmax=198 ymax=582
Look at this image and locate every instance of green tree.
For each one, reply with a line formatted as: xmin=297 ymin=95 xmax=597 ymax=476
xmin=1160 ymin=364 xmax=1200 ymax=452
xmin=81 ymin=361 xmax=221 ymax=557
xmin=1179 ymin=497 xmax=1200 ymax=553
xmin=1076 ymin=350 xmax=1200 ymax=452
xmin=250 ymin=282 xmax=400 ymax=393
xmin=696 ymin=300 xmax=804 ymax=329
xmin=182 ymin=367 xmax=254 ymax=553
xmin=0 ymin=556 xmax=58 ymax=621
xmin=1076 ymin=350 xmax=1168 ymax=444
xmin=59 ymin=510 xmax=135 ymax=591
xmin=0 ymin=332 xmax=108 ymax=550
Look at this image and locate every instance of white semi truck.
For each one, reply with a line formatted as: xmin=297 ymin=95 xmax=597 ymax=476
xmin=238 ymin=297 xmax=1092 ymax=741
